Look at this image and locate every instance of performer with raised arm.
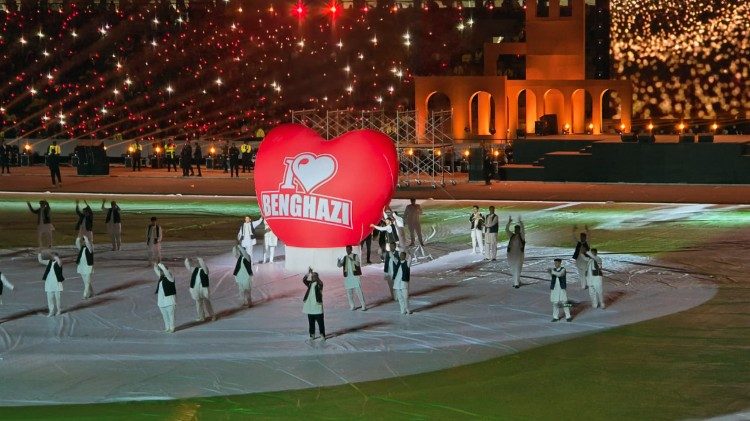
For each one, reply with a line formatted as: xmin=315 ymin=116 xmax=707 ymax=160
xmin=470 ymin=206 xmax=485 ymax=254
xmin=392 ymin=251 xmax=412 ymax=315
xmin=549 ymin=258 xmax=572 ymax=322
xmin=75 ymin=199 xmax=95 ymax=244
xmin=302 ymin=268 xmax=326 ymax=341
xmin=0 ymin=271 xmax=16 ymax=305
xmin=102 ymin=199 xmax=122 ymax=251
xmin=370 ymin=216 xmax=399 ymax=253
xmin=154 ymin=263 xmax=176 ymax=333
xmin=184 ymin=257 xmax=215 ymax=322
xmin=146 ymin=217 xmax=163 ymax=265
xmin=572 ymin=225 xmax=591 ymax=290
xmin=263 ymin=226 xmax=278 ymax=263
xmin=233 ymin=244 xmax=254 ymax=306
xmin=484 ymin=206 xmax=499 ymax=261
xmin=237 ymin=215 xmax=264 ymax=256
xmin=27 ymin=200 xmax=54 ymax=249
xmin=506 ymin=215 xmax=526 ymax=288
xmin=75 ymin=236 xmax=94 ymax=299
xmin=337 ymin=245 xmax=366 ymax=311
xmin=584 ymin=247 xmax=606 ymax=309
xmin=38 ymin=252 xmax=64 ymax=316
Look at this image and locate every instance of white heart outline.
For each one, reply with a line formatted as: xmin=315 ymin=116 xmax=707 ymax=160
xmin=280 ymin=152 xmax=338 ymax=194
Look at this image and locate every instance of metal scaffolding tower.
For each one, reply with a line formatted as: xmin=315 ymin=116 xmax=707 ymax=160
xmin=290 ymin=109 xmax=456 ymax=188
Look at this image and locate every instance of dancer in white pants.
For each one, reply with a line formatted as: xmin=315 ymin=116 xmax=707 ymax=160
xmin=233 ymin=244 xmax=254 ymax=306
xmin=572 ymin=226 xmax=590 ymax=290
xmin=237 ymin=216 xmax=264 ymax=256
xmin=75 ymin=200 xmax=95 ymax=244
xmin=484 ymin=206 xmax=499 ymax=261
xmin=146 ymin=217 xmax=163 ymax=265
xmin=263 ymin=227 xmax=278 ymax=263
xmin=381 ymin=242 xmax=398 ymax=299
xmin=184 ymin=257 xmax=215 ymax=321
xmin=38 ymin=253 xmax=64 ymax=316
xmin=102 ymin=199 xmax=122 ymax=251
xmin=28 ymin=200 xmax=54 ymax=249
xmin=584 ymin=248 xmax=605 ymax=309
xmin=469 ymin=206 xmax=485 ymax=254
xmin=337 ymin=245 xmax=366 ymax=311
xmin=154 ymin=263 xmax=176 ymax=332
xmin=75 ymin=236 xmax=94 ymax=299
xmin=0 ymin=271 xmax=16 ymax=305
xmin=392 ymin=252 xmax=412 ymax=314
xmin=506 ymin=215 xmax=526 ymax=288
xmin=549 ymin=259 xmax=572 ymax=322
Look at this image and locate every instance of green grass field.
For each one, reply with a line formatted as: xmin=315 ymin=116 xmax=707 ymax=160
xmin=1 ymin=196 xmax=748 ymax=420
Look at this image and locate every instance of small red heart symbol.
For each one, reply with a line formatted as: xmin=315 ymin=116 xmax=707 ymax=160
xmin=255 ymin=124 xmax=398 ymax=248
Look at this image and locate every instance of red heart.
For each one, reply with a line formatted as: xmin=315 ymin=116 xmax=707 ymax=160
xmin=254 ymin=124 xmax=398 ymax=248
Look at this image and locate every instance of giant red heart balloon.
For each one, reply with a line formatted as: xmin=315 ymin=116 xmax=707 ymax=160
xmin=254 ymin=124 xmax=398 ymax=248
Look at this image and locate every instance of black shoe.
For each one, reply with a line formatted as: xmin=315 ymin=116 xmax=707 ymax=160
xmin=551 ymin=318 xmax=559 ymax=322
xmin=366 ymin=260 xmax=372 ymax=264
xmin=566 ymin=317 xmax=573 ymax=322
xmin=513 ymin=285 xmax=520 ymax=289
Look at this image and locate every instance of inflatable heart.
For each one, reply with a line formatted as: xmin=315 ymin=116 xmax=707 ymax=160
xmin=254 ymin=124 xmax=398 ymax=248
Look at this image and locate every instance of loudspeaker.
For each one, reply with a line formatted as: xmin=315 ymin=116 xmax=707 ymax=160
xmin=76 ymin=146 xmax=110 ymax=175
xmin=516 ymin=129 xmax=526 ymax=139
xmin=697 ymin=133 xmax=714 ymax=143
xmin=678 ymin=134 xmax=695 ymax=143
xmin=620 ymin=134 xmax=637 ymax=143
xmin=540 ymin=114 xmax=558 ymax=135
xmin=638 ymin=134 xmax=655 ymax=144
xmin=468 ymin=147 xmax=485 ymax=182
xmin=534 ymin=121 xmax=545 ymax=136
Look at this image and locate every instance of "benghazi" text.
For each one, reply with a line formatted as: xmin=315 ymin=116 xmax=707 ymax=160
xmin=260 ymin=192 xmax=352 ymax=228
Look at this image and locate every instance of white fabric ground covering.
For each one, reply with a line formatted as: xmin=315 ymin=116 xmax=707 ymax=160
xmin=0 ymin=237 xmax=714 ymax=405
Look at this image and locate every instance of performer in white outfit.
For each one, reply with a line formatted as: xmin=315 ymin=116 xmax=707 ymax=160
xmin=154 ymin=263 xmax=176 ymax=332
xmin=380 ymin=242 xmax=398 ymax=299
xmin=184 ymin=257 xmax=215 ymax=322
xmin=506 ymin=215 xmax=526 ymax=288
xmin=233 ymin=244 xmax=254 ymax=306
xmin=584 ymin=248 xmax=605 ymax=309
xmin=549 ymin=258 xmax=572 ymax=322
xmin=0 ymin=271 xmax=16 ymax=305
xmin=102 ymin=199 xmax=122 ymax=251
xmin=370 ymin=218 xmax=400 ymax=253
xmin=75 ymin=236 xmax=94 ymax=299
xmin=385 ymin=209 xmax=407 ymax=249
xmin=572 ymin=226 xmax=590 ymax=290
xmin=38 ymin=252 xmax=64 ymax=316
xmin=302 ymin=269 xmax=326 ymax=341
xmin=392 ymin=251 xmax=412 ymax=314
xmin=336 ymin=245 xmax=366 ymax=311
xmin=469 ymin=206 xmax=485 ymax=254
xmin=484 ymin=206 xmax=499 ymax=261
xmin=75 ymin=200 xmax=95 ymax=244
xmin=263 ymin=227 xmax=278 ymax=263
xmin=146 ymin=217 xmax=163 ymax=265
xmin=28 ymin=200 xmax=54 ymax=249
xmin=237 ymin=216 xmax=264 ymax=256
xmin=403 ymin=199 xmax=424 ymax=247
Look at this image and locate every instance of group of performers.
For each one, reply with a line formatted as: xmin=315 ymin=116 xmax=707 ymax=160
xmin=1 ymin=199 xmax=607 ymax=339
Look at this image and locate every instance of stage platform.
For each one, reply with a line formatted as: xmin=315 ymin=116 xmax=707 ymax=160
xmin=505 ymin=134 xmax=750 ymax=184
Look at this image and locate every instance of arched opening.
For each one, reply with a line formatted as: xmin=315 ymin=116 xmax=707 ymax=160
xmin=543 ymin=88 xmax=565 ymax=134
xmin=601 ymin=89 xmax=623 ymax=133
xmin=426 ymin=91 xmax=452 ymax=113
xmin=469 ymin=91 xmax=495 ymax=136
xmin=517 ymin=89 xmax=537 ymax=134
xmin=571 ymin=88 xmax=593 ymax=134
